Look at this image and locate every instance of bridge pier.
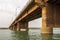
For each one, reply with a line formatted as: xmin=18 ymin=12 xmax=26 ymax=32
xmin=16 ymin=22 xmax=20 ymax=31
xmin=54 ymin=5 xmax=60 ymax=27
xmin=10 ymin=26 xmax=13 ymax=30
xmin=20 ymin=22 xmax=28 ymax=31
xmin=41 ymin=3 xmax=54 ymax=34
xmin=13 ymin=25 xmax=16 ymax=30
xmin=13 ymin=25 xmax=14 ymax=30
xmin=15 ymin=22 xmax=28 ymax=31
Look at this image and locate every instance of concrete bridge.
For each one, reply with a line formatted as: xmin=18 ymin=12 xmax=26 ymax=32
xmin=9 ymin=0 xmax=60 ymax=34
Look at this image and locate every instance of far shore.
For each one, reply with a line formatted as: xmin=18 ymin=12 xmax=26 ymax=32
xmin=0 ymin=28 xmax=8 ymax=29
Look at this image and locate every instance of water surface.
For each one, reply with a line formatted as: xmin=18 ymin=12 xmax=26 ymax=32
xmin=0 ymin=29 xmax=60 ymax=40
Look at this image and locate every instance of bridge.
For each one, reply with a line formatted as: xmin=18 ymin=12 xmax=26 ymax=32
xmin=9 ymin=0 xmax=60 ymax=34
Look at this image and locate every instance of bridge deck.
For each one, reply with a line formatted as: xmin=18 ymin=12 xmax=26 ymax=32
xmin=9 ymin=0 xmax=60 ymax=28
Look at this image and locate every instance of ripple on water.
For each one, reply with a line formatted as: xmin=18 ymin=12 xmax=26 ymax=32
xmin=0 ymin=29 xmax=60 ymax=40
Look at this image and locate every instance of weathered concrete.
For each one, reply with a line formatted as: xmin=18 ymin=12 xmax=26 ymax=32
xmin=20 ymin=22 xmax=28 ymax=31
xmin=41 ymin=3 xmax=54 ymax=34
xmin=13 ymin=25 xmax=16 ymax=30
xmin=10 ymin=26 xmax=13 ymax=30
xmin=54 ymin=5 xmax=60 ymax=27
xmin=16 ymin=22 xmax=20 ymax=31
xmin=15 ymin=22 xmax=28 ymax=31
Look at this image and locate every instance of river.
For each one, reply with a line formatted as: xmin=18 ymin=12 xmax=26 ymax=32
xmin=0 ymin=28 xmax=60 ymax=40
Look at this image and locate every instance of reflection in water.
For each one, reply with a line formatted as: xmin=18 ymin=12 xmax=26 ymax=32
xmin=53 ymin=34 xmax=60 ymax=40
xmin=41 ymin=34 xmax=53 ymax=40
xmin=11 ymin=31 xmax=29 ymax=40
xmin=0 ymin=29 xmax=60 ymax=40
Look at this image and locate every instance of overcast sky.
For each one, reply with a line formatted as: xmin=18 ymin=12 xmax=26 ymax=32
xmin=0 ymin=0 xmax=30 ymax=28
xmin=0 ymin=0 xmax=42 ymax=28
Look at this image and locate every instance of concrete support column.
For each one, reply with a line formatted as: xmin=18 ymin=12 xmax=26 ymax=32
xmin=54 ymin=5 xmax=60 ymax=27
xmin=16 ymin=22 xmax=20 ymax=31
xmin=21 ymin=22 xmax=28 ymax=31
xmin=41 ymin=3 xmax=54 ymax=34
xmin=10 ymin=26 xmax=13 ymax=30
xmin=24 ymin=22 xmax=28 ymax=31
xmin=15 ymin=24 xmax=17 ymax=30
xmin=13 ymin=25 xmax=15 ymax=30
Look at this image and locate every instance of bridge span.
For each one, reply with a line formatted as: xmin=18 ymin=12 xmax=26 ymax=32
xmin=9 ymin=0 xmax=60 ymax=34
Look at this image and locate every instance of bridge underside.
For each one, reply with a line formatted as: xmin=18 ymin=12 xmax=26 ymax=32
xmin=9 ymin=0 xmax=60 ymax=34
xmin=21 ymin=7 xmax=41 ymax=22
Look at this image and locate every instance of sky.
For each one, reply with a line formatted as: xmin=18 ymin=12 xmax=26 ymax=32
xmin=0 ymin=0 xmax=42 ymax=28
xmin=0 ymin=0 xmax=30 ymax=28
xmin=29 ymin=18 xmax=42 ymax=28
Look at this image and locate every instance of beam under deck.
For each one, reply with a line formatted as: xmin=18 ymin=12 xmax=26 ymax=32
xmin=14 ymin=4 xmax=40 ymax=25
